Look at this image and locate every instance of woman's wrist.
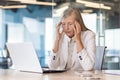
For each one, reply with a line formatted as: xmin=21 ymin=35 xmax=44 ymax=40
xmin=76 ymin=40 xmax=83 ymax=53
xmin=53 ymin=38 xmax=60 ymax=53
xmin=52 ymin=48 xmax=57 ymax=53
xmin=55 ymin=36 xmax=61 ymax=41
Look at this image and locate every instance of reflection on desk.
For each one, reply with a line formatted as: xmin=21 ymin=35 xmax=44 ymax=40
xmin=0 ymin=69 xmax=120 ymax=80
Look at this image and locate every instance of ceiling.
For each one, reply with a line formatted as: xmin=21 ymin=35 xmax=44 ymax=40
xmin=52 ymin=0 xmax=120 ymax=14
xmin=0 ymin=0 xmax=119 ymax=13
xmin=0 ymin=0 xmax=119 ymax=6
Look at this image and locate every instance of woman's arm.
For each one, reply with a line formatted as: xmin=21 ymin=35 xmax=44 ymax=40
xmin=48 ymin=22 xmax=64 ymax=69
xmin=77 ymin=31 xmax=96 ymax=70
xmin=53 ymin=22 xmax=63 ymax=53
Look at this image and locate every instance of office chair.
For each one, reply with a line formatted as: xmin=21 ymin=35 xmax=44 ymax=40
xmin=94 ymin=46 xmax=106 ymax=70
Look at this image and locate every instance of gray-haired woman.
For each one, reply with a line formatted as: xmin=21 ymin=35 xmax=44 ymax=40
xmin=48 ymin=7 xmax=96 ymax=71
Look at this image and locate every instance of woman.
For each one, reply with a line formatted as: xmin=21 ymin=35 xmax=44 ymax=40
xmin=48 ymin=7 xmax=96 ymax=71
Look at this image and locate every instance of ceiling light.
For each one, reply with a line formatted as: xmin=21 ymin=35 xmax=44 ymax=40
xmin=76 ymin=0 xmax=111 ymax=10
xmin=83 ymin=9 xmax=93 ymax=13
xmin=0 ymin=6 xmax=3 ymax=8
xmin=21 ymin=1 xmax=56 ymax=6
xmin=85 ymin=4 xmax=111 ymax=10
xmin=0 ymin=5 xmax=27 ymax=9
xmin=8 ymin=0 xmax=56 ymax=6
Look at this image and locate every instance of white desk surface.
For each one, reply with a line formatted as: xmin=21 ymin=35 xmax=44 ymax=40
xmin=0 ymin=69 xmax=120 ymax=80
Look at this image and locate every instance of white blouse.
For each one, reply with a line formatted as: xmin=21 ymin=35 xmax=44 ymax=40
xmin=48 ymin=30 xmax=96 ymax=71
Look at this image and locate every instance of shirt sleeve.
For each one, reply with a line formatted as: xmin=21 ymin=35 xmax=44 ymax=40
xmin=48 ymin=50 xmax=60 ymax=69
xmin=77 ymin=31 xmax=96 ymax=70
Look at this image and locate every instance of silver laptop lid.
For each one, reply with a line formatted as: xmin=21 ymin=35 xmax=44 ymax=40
xmin=6 ymin=42 xmax=43 ymax=73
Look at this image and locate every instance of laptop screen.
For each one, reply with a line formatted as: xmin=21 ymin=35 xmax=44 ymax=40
xmin=6 ymin=42 xmax=43 ymax=73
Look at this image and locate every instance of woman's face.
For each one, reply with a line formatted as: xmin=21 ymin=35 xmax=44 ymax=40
xmin=62 ymin=15 xmax=75 ymax=38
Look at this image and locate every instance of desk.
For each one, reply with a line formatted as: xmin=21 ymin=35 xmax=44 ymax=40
xmin=0 ymin=69 xmax=120 ymax=80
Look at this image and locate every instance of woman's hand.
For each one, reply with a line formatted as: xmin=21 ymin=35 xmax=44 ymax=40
xmin=72 ymin=21 xmax=84 ymax=53
xmin=55 ymin=22 xmax=64 ymax=41
xmin=73 ymin=21 xmax=81 ymax=42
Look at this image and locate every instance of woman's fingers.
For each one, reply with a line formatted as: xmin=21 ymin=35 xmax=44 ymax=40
xmin=73 ymin=26 xmax=76 ymax=35
xmin=56 ymin=22 xmax=63 ymax=40
xmin=72 ymin=24 xmax=77 ymax=35
xmin=56 ymin=22 xmax=62 ymax=33
xmin=57 ymin=22 xmax=62 ymax=28
xmin=75 ymin=21 xmax=81 ymax=34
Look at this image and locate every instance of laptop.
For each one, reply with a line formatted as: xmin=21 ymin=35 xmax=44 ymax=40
xmin=6 ymin=42 xmax=66 ymax=73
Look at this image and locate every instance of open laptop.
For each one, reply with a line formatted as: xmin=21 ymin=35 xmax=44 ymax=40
xmin=6 ymin=42 xmax=66 ymax=73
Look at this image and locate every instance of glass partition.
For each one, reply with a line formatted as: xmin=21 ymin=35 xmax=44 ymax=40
xmin=52 ymin=0 xmax=120 ymax=70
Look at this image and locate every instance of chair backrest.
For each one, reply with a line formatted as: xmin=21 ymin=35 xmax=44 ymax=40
xmin=94 ymin=46 xmax=106 ymax=70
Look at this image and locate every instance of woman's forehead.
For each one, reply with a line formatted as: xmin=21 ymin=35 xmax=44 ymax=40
xmin=62 ymin=15 xmax=75 ymax=22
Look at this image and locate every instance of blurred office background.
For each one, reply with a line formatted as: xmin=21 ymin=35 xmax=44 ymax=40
xmin=0 ymin=0 xmax=120 ymax=70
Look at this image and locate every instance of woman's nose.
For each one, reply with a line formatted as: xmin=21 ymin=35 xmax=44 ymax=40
xmin=65 ymin=24 xmax=69 ymax=29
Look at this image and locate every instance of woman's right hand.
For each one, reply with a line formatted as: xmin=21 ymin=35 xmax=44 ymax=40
xmin=55 ymin=22 xmax=64 ymax=41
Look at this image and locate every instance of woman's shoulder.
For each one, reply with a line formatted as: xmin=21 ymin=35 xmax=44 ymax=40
xmin=82 ymin=30 xmax=96 ymax=36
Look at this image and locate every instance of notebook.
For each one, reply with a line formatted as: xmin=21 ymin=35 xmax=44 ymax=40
xmin=6 ymin=42 xmax=66 ymax=73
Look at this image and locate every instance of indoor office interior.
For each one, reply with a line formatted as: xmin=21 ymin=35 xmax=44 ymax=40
xmin=0 ymin=0 xmax=120 ymax=70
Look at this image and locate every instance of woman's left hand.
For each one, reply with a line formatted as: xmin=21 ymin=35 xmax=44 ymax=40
xmin=72 ymin=21 xmax=84 ymax=53
xmin=72 ymin=21 xmax=81 ymax=42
